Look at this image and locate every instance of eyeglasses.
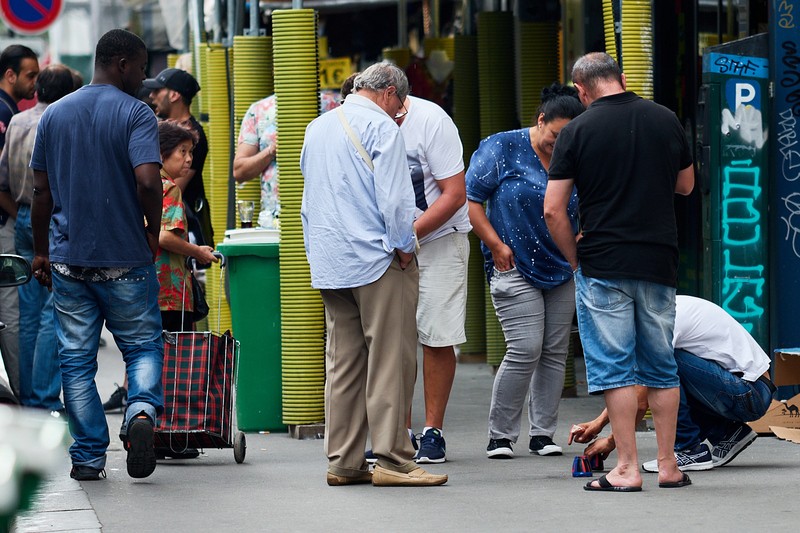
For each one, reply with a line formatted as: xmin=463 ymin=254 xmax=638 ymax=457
xmin=394 ymin=94 xmax=408 ymax=120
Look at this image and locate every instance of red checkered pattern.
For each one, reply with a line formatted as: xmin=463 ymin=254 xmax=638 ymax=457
xmin=155 ymin=331 xmax=238 ymax=450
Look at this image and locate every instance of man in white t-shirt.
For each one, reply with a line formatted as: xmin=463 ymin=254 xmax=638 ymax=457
xmin=398 ymin=95 xmax=470 ymax=464
xmin=570 ymin=295 xmax=775 ymax=472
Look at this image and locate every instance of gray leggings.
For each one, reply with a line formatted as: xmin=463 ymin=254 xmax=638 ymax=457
xmin=487 ymin=268 xmax=575 ymax=442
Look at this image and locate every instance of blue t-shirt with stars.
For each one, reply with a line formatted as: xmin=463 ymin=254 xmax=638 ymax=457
xmin=466 ymin=128 xmax=578 ymax=289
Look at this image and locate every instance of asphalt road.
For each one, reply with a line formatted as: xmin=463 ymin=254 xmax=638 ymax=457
xmin=12 ymin=331 xmax=800 ymax=532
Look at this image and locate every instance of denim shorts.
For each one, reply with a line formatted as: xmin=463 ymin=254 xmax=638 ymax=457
xmin=575 ymin=269 xmax=679 ymax=394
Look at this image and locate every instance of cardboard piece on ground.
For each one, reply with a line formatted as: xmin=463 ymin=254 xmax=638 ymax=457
xmin=770 ymin=426 xmax=800 ymax=444
xmin=747 ymin=394 xmax=800 ymax=435
xmin=773 ymin=349 xmax=800 ymax=386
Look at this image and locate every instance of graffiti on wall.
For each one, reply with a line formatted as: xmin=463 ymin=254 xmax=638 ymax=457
xmin=777 ymin=11 xmax=800 ymax=258
xmin=712 ymin=51 xmax=769 ymax=342
xmin=773 ymin=0 xmax=800 ymax=349
xmin=721 ymin=158 xmax=765 ymax=332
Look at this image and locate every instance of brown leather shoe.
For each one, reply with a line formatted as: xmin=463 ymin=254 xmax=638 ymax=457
xmin=326 ymin=470 xmax=373 ymax=486
xmin=372 ymin=465 xmax=448 ymax=486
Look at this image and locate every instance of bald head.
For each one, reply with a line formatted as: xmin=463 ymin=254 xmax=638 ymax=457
xmin=571 ymin=52 xmax=625 ymax=104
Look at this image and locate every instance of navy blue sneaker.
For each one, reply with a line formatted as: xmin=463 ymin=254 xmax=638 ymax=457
xmin=366 ymin=431 xmax=418 ymax=463
xmin=415 ymin=428 xmax=446 ymax=463
xmin=711 ymin=424 xmax=757 ymax=467
xmin=642 ymin=443 xmax=713 ymax=473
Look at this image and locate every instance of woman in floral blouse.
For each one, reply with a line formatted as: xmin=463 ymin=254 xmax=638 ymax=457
xmin=156 ymin=120 xmax=218 ymax=332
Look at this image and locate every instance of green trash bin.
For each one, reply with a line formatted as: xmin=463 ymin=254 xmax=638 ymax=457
xmin=218 ymin=233 xmax=284 ymax=432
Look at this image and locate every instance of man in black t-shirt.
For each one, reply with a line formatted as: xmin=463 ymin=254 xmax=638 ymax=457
xmin=144 ymin=68 xmax=212 ymax=246
xmin=544 ymin=52 xmax=694 ymax=493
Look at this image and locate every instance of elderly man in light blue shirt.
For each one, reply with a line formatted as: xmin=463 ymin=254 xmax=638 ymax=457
xmin=301 ymin=62 xmax=447 ymax=488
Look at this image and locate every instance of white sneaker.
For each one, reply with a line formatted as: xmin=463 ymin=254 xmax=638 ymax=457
xmin=642 ymin=443 xmax=714 ymax=472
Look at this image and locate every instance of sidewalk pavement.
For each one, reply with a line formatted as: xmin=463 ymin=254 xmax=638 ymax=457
xmin=12 ymin=332 xmax=800 ymax=533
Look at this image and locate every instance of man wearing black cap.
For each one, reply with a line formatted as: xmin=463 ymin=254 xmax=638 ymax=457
xmin=143 ymin=68 xmax=212 ymax=248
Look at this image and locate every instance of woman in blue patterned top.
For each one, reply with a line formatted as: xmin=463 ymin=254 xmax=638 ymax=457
xmin=466 ymin=83 xmax=584 ymax=459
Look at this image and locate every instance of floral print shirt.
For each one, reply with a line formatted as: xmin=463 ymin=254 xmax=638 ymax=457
xmin=237 ymin=91 xmax=340 ymax=218
xmin=156 ymin=170 xmax=193 ymax=312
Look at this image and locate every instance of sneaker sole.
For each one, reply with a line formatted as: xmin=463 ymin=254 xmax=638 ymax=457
xmin=127 ymin=419 xmax=156 ymax=479
xmin=487 ymin=449 xmax=514 ymax=459
xmin=530 ymin=446 xmax=562 ymax=456
xmin=642 ymin=460 xmax=714 ymax=472
xmin=415 ymin=456 xmax=446 ymax=464
xmin=678 ymin=461 xmax=714 ymax=471
xmin=712 ymin=431 xmax=757 ymax=467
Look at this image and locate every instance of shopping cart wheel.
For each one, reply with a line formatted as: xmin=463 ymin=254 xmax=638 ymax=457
xmin=234 ymin=431 xmax=246 ymax=464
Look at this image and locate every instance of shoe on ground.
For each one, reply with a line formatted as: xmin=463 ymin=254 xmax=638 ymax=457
xmin=70 ymin=465 xmax=106 ymax=481
xmin=155 ymin=447 xmax=200 ymax=460
xmin=528 ymin=435 xmax=562 ymax=456
xmin=415 ymin=428 xmax=446 ymax=463
xmin=103 ymin=384 xmax=127 ymax=413
xmin=486 ymin=438 xmax=514 ymax=459
xmin=372 ymin=465 xmax=448 ymax=486
xmin=126 ymin=415 xmax=156 ymax=479
xmin=326 ymin=470 xmax=373 ymax=486
xmin=712 ymin=424 xmax=757 ymax=467
xmin=366 ymin=431 xmax=418 ymax=464
xmin=641 ymin=443 xmax=714 ymax=473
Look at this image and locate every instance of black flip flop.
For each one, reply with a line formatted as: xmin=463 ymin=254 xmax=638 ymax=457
xmin=659 ymin=473 xmax=692 ymax=488
xmin=584 ymin=474 xmax=642 ymax=492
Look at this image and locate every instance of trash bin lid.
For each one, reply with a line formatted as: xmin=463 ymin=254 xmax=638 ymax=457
xmin=224 ymin=228 xmax=279 ymax=243
xmin=217 ymin=241 xmax=279 ymax=258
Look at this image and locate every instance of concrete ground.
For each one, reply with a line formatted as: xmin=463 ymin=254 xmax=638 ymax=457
xmin=12 ymin=330 xmax=800 ymax=533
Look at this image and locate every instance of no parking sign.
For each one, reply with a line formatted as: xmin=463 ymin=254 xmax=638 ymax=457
xmin=1 ymin=0 xmax=63 ymax=35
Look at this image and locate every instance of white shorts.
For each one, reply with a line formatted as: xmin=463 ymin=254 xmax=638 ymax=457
xmin=416 ymin=231 xmax=469 ymax=347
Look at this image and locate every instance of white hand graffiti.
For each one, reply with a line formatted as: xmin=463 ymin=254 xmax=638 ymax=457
xmin=721 ymin=105 xmax=767 ymax=149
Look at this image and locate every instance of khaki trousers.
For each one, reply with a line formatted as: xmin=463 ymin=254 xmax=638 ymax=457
xmin=321 ymin=256 xmax=419 ymax=477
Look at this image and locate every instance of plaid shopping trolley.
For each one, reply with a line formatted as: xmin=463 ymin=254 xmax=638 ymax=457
xmin=153 ymin=254 xmax=246 ymax=463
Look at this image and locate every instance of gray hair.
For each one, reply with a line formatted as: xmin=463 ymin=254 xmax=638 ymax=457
xmin=572 ymin=52 xmax=623 ymax=92
xmin=353 ymin=61 xmax=410 ymax=101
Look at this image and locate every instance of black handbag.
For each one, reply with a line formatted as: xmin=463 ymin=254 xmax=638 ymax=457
xmin=189 ymin=270 xmax=209 ymax=323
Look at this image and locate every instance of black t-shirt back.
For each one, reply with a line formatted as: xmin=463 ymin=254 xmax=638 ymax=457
xmin=549 ymin=92 xmax=693 ymax=287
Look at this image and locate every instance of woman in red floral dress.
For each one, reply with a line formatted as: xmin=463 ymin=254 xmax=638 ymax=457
xmin=155 ymin=120 xmax=218 ymax=332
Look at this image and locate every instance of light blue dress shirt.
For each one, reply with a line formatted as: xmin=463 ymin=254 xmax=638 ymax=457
xmin=301 ymin=94 xmax=416 ymax=289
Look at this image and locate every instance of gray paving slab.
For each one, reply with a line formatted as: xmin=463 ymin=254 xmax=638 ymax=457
xmin=12 ymin=331 xmax=800 ymax=532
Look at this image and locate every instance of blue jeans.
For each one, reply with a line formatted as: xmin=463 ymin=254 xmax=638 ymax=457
xmin=575 ymin=269 xmax=679 ymax=394
xmin=52 ymin=265 xmax=164 ymax=469
xmin=674 ymin=348 xmax=773 ymax=450
xmin=15 ymin=205 xmax=62 ymax=410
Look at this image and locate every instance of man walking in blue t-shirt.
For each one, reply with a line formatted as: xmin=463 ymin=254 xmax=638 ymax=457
xmin=30 ymin=29 xmax=164 ymax=481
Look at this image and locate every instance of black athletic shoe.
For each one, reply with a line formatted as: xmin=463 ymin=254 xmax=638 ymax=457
xmin=126 ymin=415 xmax=156 ymax=478
xmin=70 ymin=465 xmax=106 ymax=481
xmin=528 ymin=435 xmax=563 ymax=456
xmin=486 ymin=438 xmax=514 ymax=459
xmin=102 ymin=384 xmax=127 ymax=412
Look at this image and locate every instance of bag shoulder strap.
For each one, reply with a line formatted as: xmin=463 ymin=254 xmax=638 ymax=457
xmin=336 ymin=107 xmax=374 ymax=172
